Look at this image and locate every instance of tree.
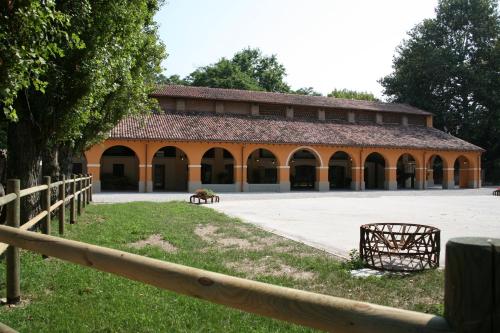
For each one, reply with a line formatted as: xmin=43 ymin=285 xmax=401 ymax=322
xmin=185 ymin=48 xmax=290 ymax=92
xmin=328 ymin=89 xmax=378 ymax=101
xmin=155 ymin=74 xmax=188 ymax=85
xmin=380 ymin=0 xmax=500 ymax=182
xmin=293 ymin=87 xmax=322 ymax=96
xmin=2 ymin=0 xmax=165 ymax=219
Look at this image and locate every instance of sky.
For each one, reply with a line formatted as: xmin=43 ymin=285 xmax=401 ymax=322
xmin=154 ymin=0 xmax=439 ymax=99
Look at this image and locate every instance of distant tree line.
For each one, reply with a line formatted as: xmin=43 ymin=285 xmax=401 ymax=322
xmin=156 ymin=47 xmax=378 ymax=101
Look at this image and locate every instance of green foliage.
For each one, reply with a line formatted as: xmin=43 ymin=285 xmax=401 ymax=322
xmin=380 ymin=0 xmax=500 ymax=182
xmin=155 ymin=73 xmax=188 ymax=85
xmin=178 ymin=47 xmax=290 ymax=92
xmin=327 ymin=89 xmax=378 ymax=101
xmin=0 ymin=0 xmax=82 ymax=120
xmin=341 ymin=249 xmax=365 ymax=270
xmin=293 ymin=87 xmax=323 ymax=96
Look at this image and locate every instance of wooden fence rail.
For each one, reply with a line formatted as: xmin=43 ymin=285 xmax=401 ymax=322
xmin=0 ymin=175 xmax=93 ymax=303
xmin=0 ymin=176 xmax=497 ymax=332
xmin=0 ymin=224 xmax=452 ymax=333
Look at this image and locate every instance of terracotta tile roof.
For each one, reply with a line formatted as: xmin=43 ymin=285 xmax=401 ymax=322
xmin=151 ymin=85 xmax=432 ymax=115
xmin=110 ymin=112 xmax=483 ymax=152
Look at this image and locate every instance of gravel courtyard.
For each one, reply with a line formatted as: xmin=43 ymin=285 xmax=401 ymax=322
xmin=94 ymin=188 xmax=500 ymax=263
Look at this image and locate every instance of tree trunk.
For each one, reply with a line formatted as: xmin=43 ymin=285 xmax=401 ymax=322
xmin=7 ymin=115 xmax=44 ymax=222
xmin=42 ymin=145 xmax=60 ymax=204
xmin=58 ymin=142 xmax=75 ymax=178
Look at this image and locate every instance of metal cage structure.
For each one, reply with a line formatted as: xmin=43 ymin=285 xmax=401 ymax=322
xmin=359 ymin=223 xmax=440 ymax=272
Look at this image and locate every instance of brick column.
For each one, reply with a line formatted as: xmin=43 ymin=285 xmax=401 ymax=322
xmin=138 ymin=164 xmax=147 ymax=192
xmin=316 ymin=166 xmax=329 ymax=191
xmin=351 ymin=166 xmax=362 ymax=190
xmin=442 ymin=168 xmax=455 ymax=189
xmin=278 ymin=166 xmax=290 ymax=192
xmin=415 ymin=167 xmax=425 ymax=189
xmin=385 ymin=167 xmax=397 ymax=190
xmin=188 ymin=165 xmax=202 ymax=192
xmin=87 ymin=164 xmax=101 ymax=192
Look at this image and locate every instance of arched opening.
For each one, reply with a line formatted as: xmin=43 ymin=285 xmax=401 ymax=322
xmin=201 ymin=148 xmax=235 ymax=185
xmin=454 ymin=156 xmax=471 ymax=189
xmin=427 ymin=155 xmax=444 ymax=189
xmin=289 ymin=149 xmax=319 ymax=191
xmin=100 ymin=146 xmax=139 ymax=191
xmin=151 ymin=146 xmax=188 ymax=192
xmin=328 ymin=151 xmax=352 ymax=190
xmin=364 ymin=153 xmax=386 ymax=190
xmin=247 ymin=149 xmax=278 ymax=184
xmin=397 ymin=154 xmax=417 ymax=189
xmin=71 ymin=154 xmax=88 ymax=175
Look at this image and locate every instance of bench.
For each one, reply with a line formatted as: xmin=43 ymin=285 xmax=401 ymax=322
xmin=493 ymin=189 xmax=500 ymax=196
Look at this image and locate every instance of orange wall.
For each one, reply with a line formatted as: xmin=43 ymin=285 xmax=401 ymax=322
xmin=85 ymin=139 xmax=482 ymax=191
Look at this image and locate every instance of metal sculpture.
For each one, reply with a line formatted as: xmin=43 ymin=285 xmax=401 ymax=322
xmin=359 ymin=223 xmax=440 ymax=272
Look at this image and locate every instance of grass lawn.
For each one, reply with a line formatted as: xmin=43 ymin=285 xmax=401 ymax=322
xmin=0 ymin=202 xmax=444 ymax=332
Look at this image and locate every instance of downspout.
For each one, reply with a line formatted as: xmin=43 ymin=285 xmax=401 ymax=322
xmin=241 ymin=144 xmax=245 ymax=192
xmin=359 ymin=149 xmax=363 ymax=191
xmin=145 ymin=143 xmax=148 ymax=193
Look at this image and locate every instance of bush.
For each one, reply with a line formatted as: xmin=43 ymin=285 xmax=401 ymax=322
xmin=341 ymin=249 xmax=365 ymax=270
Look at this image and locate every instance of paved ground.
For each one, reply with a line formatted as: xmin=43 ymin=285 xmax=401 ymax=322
xmin=94 ymin=188 xmax=500 ymax=263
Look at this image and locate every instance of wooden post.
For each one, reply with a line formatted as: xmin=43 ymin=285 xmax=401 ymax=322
xmin=70 ymin=175 xmax=76 ymax=224
xmin=6 ymin=179 xmax=20 ymax=304
xmin=89 ymin=174 xmax=93 ymax=202
xmin=77 ymin=174 xmax=82 ymax=216
xmin=444 ymin=237 xmax=500 ymax=332
xmin=81 ymin=174 xmax=86 ymax=210
xmin=58 ymin=174 xmax=65 ymax=235
xmin=86 ymin=174 xmax=90 ymax=204
xmin=42 ymin=176 xmax=51 ymax=235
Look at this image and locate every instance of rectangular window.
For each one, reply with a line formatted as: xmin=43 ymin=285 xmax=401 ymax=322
xmin=294 ymin=108 xmax=317 ymax=120
xmin=113 ymin=164 xmax=125 ymax=177
xmin=408 ymin=115 xmax=426 ymax=126
xmin=357 ymin=112 xmax=376 ymax=124
xmin=259 ymin=105 xmax=286 ymax=118
xmin=383 ymin=114 xmax=401 ymax=125
xmin=325 ymin=110 xmax=348 ymax=122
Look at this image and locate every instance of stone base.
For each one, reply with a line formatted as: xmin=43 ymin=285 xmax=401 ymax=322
xmin=442 ymin=181 xmax=456 ymax=189
xmin=316 ymin=181 xmax=329 ymax=192
xmin=385 ymin=180 xmax=398 ymax=191
xmin=279 ymin=181 xmax=290 ymax=192
xmin=350 ymin=181 xmax=360 ymax=191
xmin=246 ymin=183 xmax=281 ymax=192
xmin=92 ymin=181 xmax=101 ymax=193
xmin=138 ymin=181 xmax=145 ymax=193
xmin=360 ymin=181 xmax=365 ymax=191
xmin=188 ymin=181 xmax=202 ymax=193
xmin=146 ymin=181 xmax=153 ymax=193
xmin=468 ymin=180 xmax=479 ymax=188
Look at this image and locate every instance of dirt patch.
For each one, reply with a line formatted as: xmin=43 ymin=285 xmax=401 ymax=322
xmin=226 ymin=257 xmax=316 ymax=280
xmin=194 ymin=225 xmax=219 ymax=242
xmin=194 ymin=224 xmax=286 ymax=251
xmin=128 ymin=234 xmax=177 ymax=253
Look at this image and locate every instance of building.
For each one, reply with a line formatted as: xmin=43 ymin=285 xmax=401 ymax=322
xmin=82 ymin=85 xmax=483 ymax=193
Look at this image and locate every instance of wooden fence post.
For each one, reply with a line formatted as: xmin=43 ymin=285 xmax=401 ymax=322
xmin=77 ymin=174 xmax=82 ymax=216
xmin=58 ymin=174 xmax=65 ymax=235
xmin=6 ymin=179 xmax=20 ymax=304
xmin=89 ymin=174 xmax=93 ymax=202
xmin=42 ymin=176 xmax=51 ymax=235
xmin=86 ymin=174 xmax=90 ymax=205
xmin=444 ymin=237 xmax=500 ymax=332
xmin=70 ymin=175 xmax=76 ymax=224
xmin=81 ymin=174 xmax=86 ymax=211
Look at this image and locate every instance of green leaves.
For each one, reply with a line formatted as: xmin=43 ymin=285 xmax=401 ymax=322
xmin=380 ymin=0 xmax=500 ymax=181
xmin=327 ymin=89 xmax=378 ymax=101
xmin=0 ymin=0 xmax=73 ymax=119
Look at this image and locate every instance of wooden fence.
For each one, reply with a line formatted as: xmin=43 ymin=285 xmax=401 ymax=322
xmin=0 ymin=175 xmax=92 ymax=304
xmin=0 ymin=177 xmax=498 ymax=333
